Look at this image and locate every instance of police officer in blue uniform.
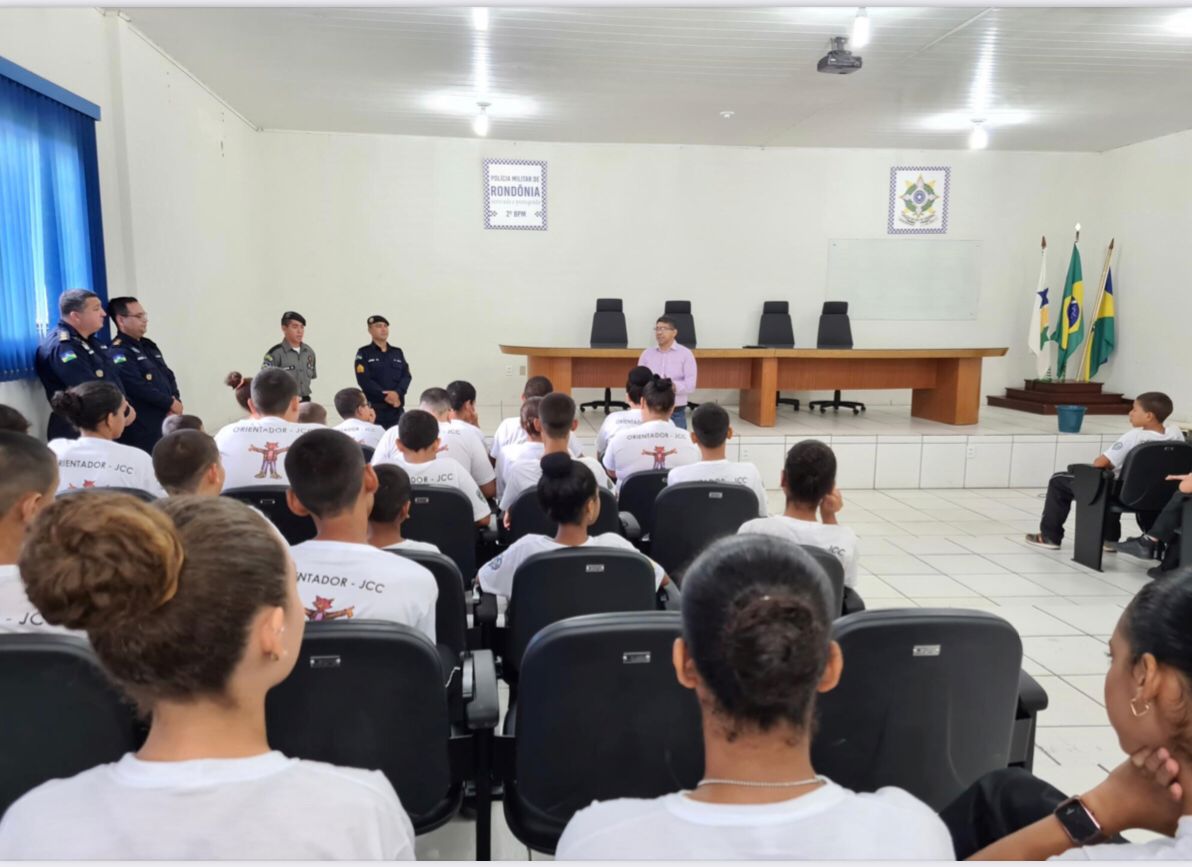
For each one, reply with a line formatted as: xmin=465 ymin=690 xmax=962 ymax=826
xmin=355 ymin=315 xmax=412 ymax=430
xmin=34 ymin=289 xmax=124 ymax=441
xmin=106 ymin=296 xmax=182 ymax=454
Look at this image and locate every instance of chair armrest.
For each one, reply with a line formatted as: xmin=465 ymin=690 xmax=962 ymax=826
xmin=620 ymin=510 xmax=642 ymax=541
xmin=1070 ymin=463 xmax=1111 ymax=506
xmin=473 ymin=590 xmax=498 ymax=626
xmin=462 ymin=650 xmax=500 ymax=731
xmin=1018 ymin=669 xmax=1050 ymax=714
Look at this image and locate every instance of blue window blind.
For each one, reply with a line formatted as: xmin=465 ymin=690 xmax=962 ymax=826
xmin=0 ymin=56 xmax=106 ymax=382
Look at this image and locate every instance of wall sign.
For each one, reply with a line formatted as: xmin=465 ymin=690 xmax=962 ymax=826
xmin=887 ymin=166 xmax=950 ymax=235
xmin=483 ymin=159 xmax=547 ymax=231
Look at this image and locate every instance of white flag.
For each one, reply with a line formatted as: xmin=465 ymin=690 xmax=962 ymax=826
xmin=1027 ymin=248 xmax=1051 ymax=379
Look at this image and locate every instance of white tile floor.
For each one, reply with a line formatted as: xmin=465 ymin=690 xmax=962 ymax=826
xmin=414 ymin=484 xmax=1155 ymax=860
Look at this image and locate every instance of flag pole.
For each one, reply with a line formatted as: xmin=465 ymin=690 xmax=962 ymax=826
xmin=1078 ymin=237 xmax=1115 ymax=382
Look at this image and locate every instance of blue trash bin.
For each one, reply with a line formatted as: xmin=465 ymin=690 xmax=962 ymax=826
xmin=1057 ymin=405 xmax=1087 ymax=434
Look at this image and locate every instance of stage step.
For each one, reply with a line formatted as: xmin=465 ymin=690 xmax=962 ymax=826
xmin=1004 ymin=387 xmax=1129 ymax=405
xmin=1021 ymin=380 xmax=1105 ymax=394
xmin=986 ymin=396 xmax=1132 ymax=415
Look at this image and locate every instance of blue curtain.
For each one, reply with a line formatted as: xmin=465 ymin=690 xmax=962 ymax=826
xmin=0 ymin=71 xmax=106 ymax=381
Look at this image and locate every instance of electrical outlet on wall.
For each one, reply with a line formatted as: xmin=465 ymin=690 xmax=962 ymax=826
xmin=519 ymin=365 xmax=526 ymax=375
xmin=504 ymin=365 xmax=513 ymax=376
xmin=966 ymin=446 xmax=976 ymax=459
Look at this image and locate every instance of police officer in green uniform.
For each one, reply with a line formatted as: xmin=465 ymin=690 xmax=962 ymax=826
xmin=354 ymin=315 xmax=412 ymax=430
xmin=106 ymin=296 xmax=183 ymax=454
xmin=262 ymin=310 xmax=317 ymax=402
xmin=34 ymin=289 xmax=124 ymax=441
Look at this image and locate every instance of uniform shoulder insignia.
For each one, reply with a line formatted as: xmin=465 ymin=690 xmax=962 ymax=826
xmin=59 ymin=348 xmax=78 ymax=363
xmin=112 ymin=352 xmax=127 ymax=365
xmin=58 ymin=330 xmax=70 ymax=341
xmin=356 ymin=364 xmax=365 ymax=374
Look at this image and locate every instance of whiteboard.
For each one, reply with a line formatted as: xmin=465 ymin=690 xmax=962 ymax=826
xmin=826 ymin=239 xmax=982 ymax=321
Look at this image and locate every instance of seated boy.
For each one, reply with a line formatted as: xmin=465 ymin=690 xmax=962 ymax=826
xmin=0 ymin=405 xmax=30 ymax=435
xmin=396 ymin=387 xmax=495 ymax=499
xmin=490 ymin=375 xmax=583 ymax=465
xmin=368 ymin=464 xmax=442 ymax=555
xmin=297 ymin=402 xmax=327 ymax=426
xmin=1110 ymin=474 xmax=1192 ymax=578
xmin=496 ymin=397 xmax=543 ymax=499
xmin=152 ymin=430 xmax=226 ymax=496
xmin=595 ymin=366 xmax=654 ymax=460
xmin=332 ymin=387 xmax=384 ymax=449
xmin=0 ymin=432 xmax=68 ymax=634
xmin=370 ymin=409 xmax=492 ymax=529
xmin=665 ymin=403 xmax=767 ymax=517
xmin=286 ymin=428 xmax=437 ymax=640
xmin=161 ymin=414 xmax=204 ymax=436
xmin=1026 ymin=391 xmax=1182 ymax=549
xmin=601 ymin=377 xmax=699 ymax=494
xmin=499 ymin=392 xmax=613 ymax=515
xmin=446 ymin=380 xmax=481 ymax=428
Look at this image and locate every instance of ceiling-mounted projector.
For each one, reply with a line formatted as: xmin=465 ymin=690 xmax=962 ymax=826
xmin=817 ymin=36 xmax=863 ymax=75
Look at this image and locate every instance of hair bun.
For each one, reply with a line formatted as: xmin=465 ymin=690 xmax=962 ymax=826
xmin=724 ymin=592 xmax=825 ymax=710
xmin=540 ymin=451 xmax=573 ymax=478
xmin=225 ymin=371 xmax=244 ymax=389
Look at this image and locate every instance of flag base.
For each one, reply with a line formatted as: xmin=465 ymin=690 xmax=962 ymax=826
xmin=987 ymin=380 xmax=1132 ymax=415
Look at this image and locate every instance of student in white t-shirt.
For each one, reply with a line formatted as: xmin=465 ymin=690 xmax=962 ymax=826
xmin=666 ymin=402 xmax=767 ymax=517
xmin=595 ymin=365 xmax=653 ymax=459
xmin=371 ymin=409 xmax=492 ymax=528
xmin=152 ymin=430 xmax=226 ymax=497
xmin=478 ymin=452 xmax=668 ymax=600
xmin=413 ymin=386 xmax=497 ymax=499
xmin=500 ymin=391 xmax=613 ymax=517
xmin=0 ymin=493 xmax=415 ymax=859
xmin=490 ymin=375 xmax=583 ymax=466
xmin=368 ymin=463 xmax=442 ymax=556
xmin=601 ymin=376 xmax=699 ymax=494
xmin=296 ymin=401 xmax=327 ymax=426
xmin=0 ymin=432 xmax=69 ymax=635
xmin=556 ymin=534 xmax=952 ymax=860
xmin=285 ymin=429 xmax=437 ymax=641
xmin=224 ymin=370 xmax=253 ymax=417
xmin=47 ymin=381 xmax=164 ymax=497
xmin=496 ymin=396 xmax=546 ymax=499
xmin=941 ymin=575 xmax=1192 ymax=860
xmin=213 ymin=367 xmax=322 ymax=490
xmin=331 ymin=387 xmax=385 ymax=449
xmin=738 ymin=439 xmax=862 ymax=614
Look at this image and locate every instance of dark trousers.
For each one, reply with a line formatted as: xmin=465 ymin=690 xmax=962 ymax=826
xmin=1041 ymin=472 xmax=1121 ymax=543
xmin=1147 ymin=491 xmax=1191 ymax=543
xmin=940 ymin=768 xmax=1068 ymax=859
xmin=842 ymin=585 xmax=866 ymax=616
xmin=373 ymin=403 xmax=404 ymax=431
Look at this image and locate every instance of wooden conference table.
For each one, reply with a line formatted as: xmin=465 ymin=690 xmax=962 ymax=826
xmin=499 ymin=345 xmax=1008 ymax=428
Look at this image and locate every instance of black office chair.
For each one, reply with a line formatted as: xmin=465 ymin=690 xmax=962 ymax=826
xmin=754 ymin=301 xmax=800 ymax=411
xmin=0 ymin=634 xmax=144 ymax=816
xmin=810 ymin=608 xmax=1035 ymax=811
xmin=808 ymin=301 xmax=866 ymax=415
xmin=800 ymin=544 xmax=847 ymax=618
xmin=265 ymin=621 xmax=499 ymax=857
xmin=222 ymin=485 xmax=316 ymax=544
xmin=402 ymin=485 xmax=482 ymax=580
xmin=496 ymin=612 xmax=704 ymax=855
xmin=505 ymin=487 xmax=621 ymax=544
xmin=651 ymin=482 xmax=760 ymax=579
xmin=617 ymin=469 xmax=670 ymax=543
xmin=361 ymin=444 xmax=375 ymax=463
xmin=58 ymin=486 xmax=157 ymax=502
xmin=579 ymin=299 xmax=631 ymax=416
xmin=1071 ymin=441 xmax=1192 ymax=571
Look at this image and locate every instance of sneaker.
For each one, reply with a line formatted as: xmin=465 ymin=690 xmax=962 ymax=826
xmin=1103 ymin=542 xmax=1117 ymax=553
xmin=1150 ymin=564 xmax=1192 ymax=581
xmin=1148 ymin=565 xmax=1167 ymax=580
xmin=1110 ymin=536 xmax=1158 ymax=561
xmin=1024 ymin=533 xmax=1061 ymax=550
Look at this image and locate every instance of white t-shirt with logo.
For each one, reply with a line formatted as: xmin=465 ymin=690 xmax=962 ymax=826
xmin=496 ymin=440 xmax=543 ymax=499
xmin=499 ymin=454 xmax=614 ymax=512
xmin=290 ymin=540 xmax=438 ymax=642
xmin=738 ymin=515 xmax=861 ymax=587
xmin=437 ymin=419 xmax=496 ymax=488
xmin=333 ymin=418 xmax=385 ymax=449
xmin=48 ymin=436 xmax=164 ymax=497
xmin=555 ymin=780 xmax=953 ymax=860
xmin=666 ymin=459 xmax=769 ymax=518
xmin=1052 ymin=815 xmax=1192 ymax=860
xmin=213 ymin=417 xmax=323 ymax=490
xmin=0 ymin=564 xmax=73 ymax=635
xmin=601 ymin=420 xmax=700 ymax=493
xmin=1104 ymin=424 xmax=1186 ymax=473
xmin=477 ymin=533 xmax=665 ymax=599
xmin=371 ymin=454 xmax=492 ymax=523
xmin=596 ymin=408 xmax=642 ymax=457
xmin=0 ymin=751 xmax=415 ymax=860
xmin=382 ymin=539 xmax=442 ymax=555
xmin=490 ymin=416 xmax=583 ymax=463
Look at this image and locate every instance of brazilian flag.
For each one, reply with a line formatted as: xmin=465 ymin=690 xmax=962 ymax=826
xmin=1083 ymin=268 xmax=1116 ymax=380
xmin=1052 ymin=243 xmax=1084 ymax=379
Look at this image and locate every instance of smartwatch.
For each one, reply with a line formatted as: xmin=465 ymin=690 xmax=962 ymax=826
xmin=1054 ymin=796 xmax=1107 ymax=846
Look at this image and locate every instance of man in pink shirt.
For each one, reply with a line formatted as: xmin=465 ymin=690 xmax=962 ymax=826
xmin=638 ymin=316 xmax=697 ymax=429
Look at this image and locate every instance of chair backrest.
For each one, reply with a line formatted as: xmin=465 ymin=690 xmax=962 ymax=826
xmin=811 ymin=608 xmax=1022 ymax=810
xmin=651 ymin=482 xmax=760 ymax=577
xmin=757 ymin=301 xmax=795 ymax=348
xmin=505 ymin=547 xmax=658 ymax=680
xmin=58 ymin=486 xmax=156 ymax=503
xmin=503 ymin=612 xmax=703 ymax=854
xmin=402 ymin=485 xmax=479 ymax=579
xmin=590 ymin=298 xmax=628 ymax=349
xmin=264 ymin=621 xmax=459 ymax=832
xmin=617 ymin=469 xmax=670 ymax=536
xmin=816 ymin=300 xmax=854 ymax=349
xmin=361 ymin=444 xmax=375 ymax=463
xmin=799 ymin=544 xmax=846 ymax=618
xmin=387 ymin=549 xmax=467 ymax=660
xmin=506 ymin=488 xmax=621 ymax=544
xmin=221 ymin=485 xmax=316 ymax=544
xmin=1117 ymin=441 xmax=1192 ymax=510
xmin=663 ymin=300 xmax=697 ymax=348
xmin=0 ymin=635 xmax=143 ymax=816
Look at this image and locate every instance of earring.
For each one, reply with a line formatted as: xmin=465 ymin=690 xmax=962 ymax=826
xmin=1130 ymin=697 xmax=1152 ymax=717
xmin=270 ymin=651 xmax=280 ymax=663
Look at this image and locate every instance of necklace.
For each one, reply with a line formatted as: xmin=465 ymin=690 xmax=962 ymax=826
xmin=696 ymin=775 xmax=826 ymax=789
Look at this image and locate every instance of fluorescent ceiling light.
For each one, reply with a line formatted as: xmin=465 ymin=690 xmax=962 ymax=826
xmin=1165 ymin=9 xmax=1192 ymax=34
xmin=851 ymin=8 xmax=871 ymax=49
xmin=921 ymin=108 xmax=1030 ymax=131
xmin=969 ymin=122 xmax=988 ymax=150
xmin=472 ymin=7 xmax=489 ymax=31
xmin=473 ymin=104 xmax=490 ymax=137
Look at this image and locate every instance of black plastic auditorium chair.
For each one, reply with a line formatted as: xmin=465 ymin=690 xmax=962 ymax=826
xmin=361 ymin=445 xmax=375 ymax=463
xmin=265 ymin=621 xmax=499 ymax=858
xmin=504 ymin=487 xmax=621 ymax=545
xmin=1071 ymin=441 xmax=1192 ymax=571
xmin=801 ymin=544 xmax=846 ymax=618
xmin=387 ymin=549 xmax=468 ymax=661
xmin=58 ymin=486 xmax=157 ymax=502
xmin=579 ymin=299 xmax=631 ymax=416
xmin=617 ymin=469 xmax=670 ymax=543
xmin=808 ymin=301 xmax=866 ymax=415
xmin=495 ymin=612 xmax=704 ymax=855
xmin=810 ymin=608 xmax=1047 ymax=811
xmin=651 ymin=482 xmax=760 ymax=578
xmin=751 ymin=301 xmax=801 ymax=411
xmin=402 ymin=485 xmax=484 ymax=579
xmin=222 ymin=485 xmax=316 ymax=544
xmin=0 ymin=634 xmax=144 ymax=816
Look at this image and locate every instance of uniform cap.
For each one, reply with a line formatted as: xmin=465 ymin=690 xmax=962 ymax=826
xmin=367 ymin=315 xmax=389 ymax=327
xmin=281 ymin=311 xmax=306 ymax=326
